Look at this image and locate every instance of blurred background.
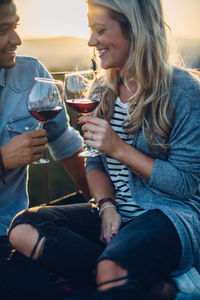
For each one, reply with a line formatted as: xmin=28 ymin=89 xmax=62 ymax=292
xmin=14 ymin=0 xmax=200 ymax=206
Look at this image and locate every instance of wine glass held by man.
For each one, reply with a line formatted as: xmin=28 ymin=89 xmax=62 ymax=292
xmin=8 ymin=1 xmax=200 ymax=300
xmin=27 ymin=77 xmax=64 ymax=164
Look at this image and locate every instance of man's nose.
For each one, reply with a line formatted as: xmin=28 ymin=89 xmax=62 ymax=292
xmin=9 ymin=30 xmax=22 ymax=46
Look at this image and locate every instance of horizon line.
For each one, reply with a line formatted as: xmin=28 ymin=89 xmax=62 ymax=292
xmin=21 ymin=34 xmax=89 ymax=40
xmin=21 ymin=34 xmax=200 ymax=41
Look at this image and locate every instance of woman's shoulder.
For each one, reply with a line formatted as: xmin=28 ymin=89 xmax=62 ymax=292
xmin=172 ymin=66 xmax=200 ymax=101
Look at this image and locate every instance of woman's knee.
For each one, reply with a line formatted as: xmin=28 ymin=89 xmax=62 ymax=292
xmin=96 ymin=259 xmax=128 ymax=291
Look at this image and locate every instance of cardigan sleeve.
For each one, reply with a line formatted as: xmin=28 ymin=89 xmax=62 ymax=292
xmin=149 ymin=74 xmax=200 ymax=200
xmin=86 ymin=155 xmax=106 ymax=173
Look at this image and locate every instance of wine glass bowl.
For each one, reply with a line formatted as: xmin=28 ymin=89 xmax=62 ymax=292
xmin=27 ymin=77 xmax=64 ymax=164
xmin=66 ymin=99 xmax=99 ymax=116
xmin=64 ymin=70 xmax=101 ymax=157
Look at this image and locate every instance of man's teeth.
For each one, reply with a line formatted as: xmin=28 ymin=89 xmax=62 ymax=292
xmin=6 ymin=50 xmax=16 ymax=54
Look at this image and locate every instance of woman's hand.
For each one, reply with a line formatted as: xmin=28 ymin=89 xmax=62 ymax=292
xmin=79 ymin=115 xmax=154 ymax=182
xmin=78 ymin=116 xmax=124 ymax=157
xmin=100 ymin=206 xmax=121 ymax=245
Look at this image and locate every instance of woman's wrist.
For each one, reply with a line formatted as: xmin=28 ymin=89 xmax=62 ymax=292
xmin=99 ymin=204 xmax=117 ymax=217
xmin=97 ymin=197 xmax=118 ymax=210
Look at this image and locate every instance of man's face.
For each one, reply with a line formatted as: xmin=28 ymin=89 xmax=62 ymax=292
xmin=0 ymin=2 xmax=21 ymax=68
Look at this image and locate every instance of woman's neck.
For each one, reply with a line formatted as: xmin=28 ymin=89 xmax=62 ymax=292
xmin=119 ymin=80 xmax=138 ymax=103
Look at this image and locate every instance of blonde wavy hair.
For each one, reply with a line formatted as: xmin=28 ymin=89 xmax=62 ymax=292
xmin=86 ymin=0 xmax=174 ymax=153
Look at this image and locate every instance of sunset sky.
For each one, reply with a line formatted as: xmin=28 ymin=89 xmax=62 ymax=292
xmin=14 ymin=0 xmax=200 ymax=40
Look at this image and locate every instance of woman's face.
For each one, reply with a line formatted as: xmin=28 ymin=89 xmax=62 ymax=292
xmin=87 ymin=5 xmax=131 ymax=69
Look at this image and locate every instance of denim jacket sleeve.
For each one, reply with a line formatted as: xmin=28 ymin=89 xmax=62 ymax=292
xmin=149 ymin=69 xmax=200 ymax=199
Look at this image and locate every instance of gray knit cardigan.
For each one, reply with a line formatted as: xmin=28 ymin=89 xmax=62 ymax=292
xmin=86 ymin=67 xmax=200 ymax=276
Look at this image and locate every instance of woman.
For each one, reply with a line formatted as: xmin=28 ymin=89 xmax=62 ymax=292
xmin=8 ymin=0 xmax=200 ymax=299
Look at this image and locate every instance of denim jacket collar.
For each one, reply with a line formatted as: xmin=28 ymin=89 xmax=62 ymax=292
xmin=0 ymin=57 xmax=35 ymax=91
xmin=0 ymin=68 xmax=6 ymax=87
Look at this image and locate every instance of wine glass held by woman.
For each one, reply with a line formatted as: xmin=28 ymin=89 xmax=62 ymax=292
xmin=27 ymin=77 xmax=64 ymax=164
xmin=64 ymin=70 xmax=101 ymax=157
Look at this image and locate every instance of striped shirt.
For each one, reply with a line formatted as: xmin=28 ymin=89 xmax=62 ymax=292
xmin=106 ymin=97 xmax=146 ymax=221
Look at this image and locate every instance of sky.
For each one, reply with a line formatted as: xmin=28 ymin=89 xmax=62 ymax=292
xmin=14 ymin=0 xmax=200 ymax=40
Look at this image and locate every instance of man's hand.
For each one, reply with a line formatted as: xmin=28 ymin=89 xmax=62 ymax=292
xmin=1 ymin=129 xmax=47 ymax=169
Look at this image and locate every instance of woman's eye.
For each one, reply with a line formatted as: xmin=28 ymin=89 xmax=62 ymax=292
xmin=97 ymin=29 xmax=105 ymax=34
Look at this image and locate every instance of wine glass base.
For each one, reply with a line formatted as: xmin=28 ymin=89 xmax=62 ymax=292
xmin=33 ymin=158 xmax=50 ymax=164
xmin=79 ymin=148 xmax=100 ymax=158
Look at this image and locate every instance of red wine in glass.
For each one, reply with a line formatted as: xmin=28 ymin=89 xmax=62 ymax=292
xmin=29 ymin=105 xmax=63 ymax=122
xmin=27 ymin=77 xmax=64 ymax=164
xmin=66 ymin=99 xmax=99 ymax=116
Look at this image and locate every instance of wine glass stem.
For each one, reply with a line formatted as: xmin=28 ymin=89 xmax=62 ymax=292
xmin=37 ymin=121 xmax=43 ymax=130
xmin=79 ymin=113 xmax=100 ymax=157
xmin=37 ymin=122 xmax=48 ymax=160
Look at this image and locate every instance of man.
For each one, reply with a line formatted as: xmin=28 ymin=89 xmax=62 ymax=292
xmin=0 ymin=0 xmax=90 ymax=298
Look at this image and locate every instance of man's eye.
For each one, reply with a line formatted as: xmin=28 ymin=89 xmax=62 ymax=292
xmin=0 ymin=28 xmax=9 ymax=34
xmin=0 ymin=23 xmax=20 ymax=34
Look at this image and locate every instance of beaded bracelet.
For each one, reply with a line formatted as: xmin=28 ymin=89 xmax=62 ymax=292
xmin=0 ymin=149 xmax=5 ymax=184
xmin=99 ymin=204 xmax=117 ymax=217
xmin=97 ymin=197 xmax=118 ymax=209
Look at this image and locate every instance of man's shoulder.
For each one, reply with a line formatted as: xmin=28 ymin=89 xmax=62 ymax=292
xmin=15 ymin=55 xmax=43 ymax=70
xmin=5 ymin=56 xmax=50 ymax=91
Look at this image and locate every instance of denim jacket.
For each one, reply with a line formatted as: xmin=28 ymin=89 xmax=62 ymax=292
xmin=0 ymin=56 xmax=83 ymax=235
xmin=86 ymin=67 xmax=200 ymax=276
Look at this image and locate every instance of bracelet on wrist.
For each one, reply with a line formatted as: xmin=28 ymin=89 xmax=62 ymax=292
xmin=99 ymin=204 xmax=117 ymax=217
xmin=97 ymin=197 xmax=118 ymax=210
xmin=0 ymin=149 xmax=5 ymax=184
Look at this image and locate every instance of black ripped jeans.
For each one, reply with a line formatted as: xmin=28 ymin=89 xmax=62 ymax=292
xmin=0 ymin=236 xmax=63 ymax=300
xmin=8 ymin=203 xmax=181 ymax=299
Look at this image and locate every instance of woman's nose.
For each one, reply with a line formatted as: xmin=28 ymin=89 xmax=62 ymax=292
xmin=88 ymin=32 xmax=98 ymax=47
